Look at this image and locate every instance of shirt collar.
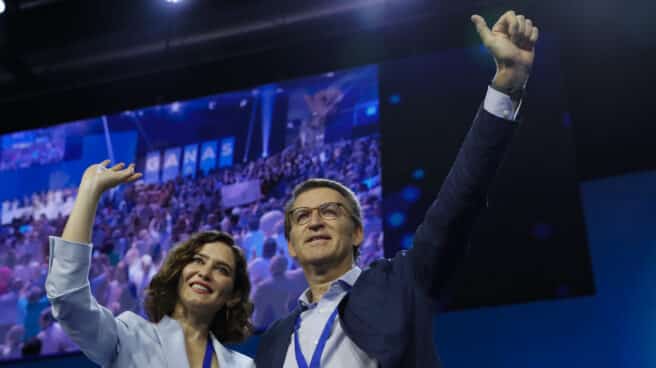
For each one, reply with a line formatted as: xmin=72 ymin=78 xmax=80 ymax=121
xmin=298 ymin=266 xmax=362 ymax=308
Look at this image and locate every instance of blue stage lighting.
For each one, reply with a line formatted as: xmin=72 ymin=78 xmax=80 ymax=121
xmin=388 ymin=212 xmax=406 ymax=228
xmin=401 ymin=186 xmax=421 ymax=203
xmin=388 ymin=94 xmax=401 ymax=105
xmin=412 ymin=168 xmax=425 ymax=180
xmin=402 ymin=234 xmax=414 ymax=249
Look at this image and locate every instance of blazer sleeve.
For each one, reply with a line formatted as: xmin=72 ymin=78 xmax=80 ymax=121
xmin=45 ymin=236 xmax=126 ymax=367
xmin=410 ymin=107 xmax=517 ymax=299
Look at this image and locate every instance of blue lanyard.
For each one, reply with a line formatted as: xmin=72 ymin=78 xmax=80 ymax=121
xmin=293 ymin=307 xmax=340 ymax=368
xmin=202 ymin=336 xmax=215 ymax=368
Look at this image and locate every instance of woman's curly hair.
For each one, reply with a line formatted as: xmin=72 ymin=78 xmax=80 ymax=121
xmin=144 ymin=231 xmax=253 ymax=343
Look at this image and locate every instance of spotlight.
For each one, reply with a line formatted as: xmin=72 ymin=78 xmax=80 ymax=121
xmin=165 ymin=0 xmax=181 ymax=3
xmin=0 ymin=0 xmax=5 ymax=14
xmin=388 ymin=212 xmax=406 ymax=228
xmin=170 ymin=102 xmax=181 ymax=112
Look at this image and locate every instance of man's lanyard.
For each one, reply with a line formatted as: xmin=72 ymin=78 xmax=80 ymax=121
xmin=293 ymin=306 xmax=340 ymax=368
xmin=202 ymin=336 xmax=215 ymax=368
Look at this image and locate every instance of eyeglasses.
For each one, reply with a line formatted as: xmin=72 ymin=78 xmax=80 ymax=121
xmin=288 ymin=202 xmax=351 ymax=226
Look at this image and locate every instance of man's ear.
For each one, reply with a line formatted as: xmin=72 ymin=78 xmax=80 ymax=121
xmin=287 ymin=239 xmax=297 ymax=258
xmin=353 ymin=225 xmax=364 ymax=250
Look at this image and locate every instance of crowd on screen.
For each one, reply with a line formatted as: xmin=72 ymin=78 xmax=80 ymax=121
xmin=0 ymin=134 xmax=382 ymax=360
xmin=0 ymin=136 xmax=66 ymax=171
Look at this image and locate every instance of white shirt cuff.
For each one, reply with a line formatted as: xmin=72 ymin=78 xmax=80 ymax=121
xmin=483 ymin=86 xmax=522 ymax=122
xmin=46 ymin=236 xmax=93 ymax=298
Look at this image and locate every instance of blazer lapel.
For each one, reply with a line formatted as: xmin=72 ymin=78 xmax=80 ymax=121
xmin=156 ymin=316 xmax=191 ymax=368
xmin=212 ymin=334 xmax=237 ymax=368
xmin=272 ymin=309 xmax=300 ymax=367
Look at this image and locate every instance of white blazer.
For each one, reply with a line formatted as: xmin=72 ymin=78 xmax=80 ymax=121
xmin=45 ymin=237 xmax=255 ymax=368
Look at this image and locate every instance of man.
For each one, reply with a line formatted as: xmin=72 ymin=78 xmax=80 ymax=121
xmin=248 ymin=237 xmax=279 ymax=286
xmin=255 ymin=10 xmax=538 ymax=368
xmin=251 ymin=255 xmax=292 ymax=331
xmin=36 ymin=307 xmax=77 ymax=355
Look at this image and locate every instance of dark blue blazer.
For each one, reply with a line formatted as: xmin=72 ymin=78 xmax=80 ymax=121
xmin=255 ymin=107 xmax=517 ymax=368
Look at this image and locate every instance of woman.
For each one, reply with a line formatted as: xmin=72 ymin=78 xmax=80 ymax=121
xmin=45 ymin=161 xmax=254 ymax=367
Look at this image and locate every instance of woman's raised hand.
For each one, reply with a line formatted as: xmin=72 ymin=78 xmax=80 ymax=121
xmin=80 ymin=160 xmax=142 ymax=197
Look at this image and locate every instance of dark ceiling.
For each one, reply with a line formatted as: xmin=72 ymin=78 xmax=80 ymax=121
xmin=0 ymin=0 xmax=482 ymax=103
